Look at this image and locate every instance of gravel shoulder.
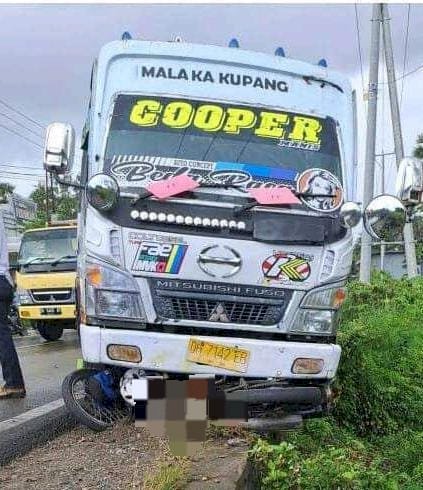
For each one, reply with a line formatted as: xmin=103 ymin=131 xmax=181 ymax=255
xmin=0 ymin=423 xmax=166 ymax=490
xmin=0 ymin=422 xmax=249 ymax=489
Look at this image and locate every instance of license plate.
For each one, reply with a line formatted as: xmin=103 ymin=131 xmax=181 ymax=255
xmin=41 ymin=307 xmax=62 ymax=315
xmin=186 ymin=338 xmax=250 ymax=373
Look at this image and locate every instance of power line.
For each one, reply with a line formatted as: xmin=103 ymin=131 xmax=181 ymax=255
xmin=0 ymin=163 xmax=44 ymax=171
xmin=0 ymin=112 xmax=43 ymax=140
xmin=0 ymin=123 xmax=43 ymax=149
xmin=379 ymin=61 xmax=423 ymax=84
xmin=0 ymin=175 xmax=43 ymax=183
xmin=354 ymin=4 xmax=365 ymax=95
xmin=0 ymin=98 xmax=45 ymax=129
xmin=400 ymin=4 xmax=411 ymax=109
xmin=1 ymin=170 xmax=45 ymax=178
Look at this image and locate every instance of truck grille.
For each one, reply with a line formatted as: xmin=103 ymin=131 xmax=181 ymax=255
xmin=160 ymin=298 xmax=283 ymax=325
xmin=31 ymin=289 xmax=73 ymax=304
xmin=150 ymin=280 xmax=292 ymax=326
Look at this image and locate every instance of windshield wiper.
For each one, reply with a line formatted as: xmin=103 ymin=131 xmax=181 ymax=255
xmin=130 ymin=188 xmax=154 ymax=206
xmin=22 ymin=257 xmax=54 ymax=267
xmin=131 ymin=182 xmax=246 ymax=206
xmin=51 ymin=255 xmax=77 ymax=266
xmin=233 ymin=193 xmax=336 ymax=215
xmin=193 ymin=182 xmax=247 ymax=192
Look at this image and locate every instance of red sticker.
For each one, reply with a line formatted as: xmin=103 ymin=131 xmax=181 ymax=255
xmin=148 ymin=175 xmax=199 ymax=199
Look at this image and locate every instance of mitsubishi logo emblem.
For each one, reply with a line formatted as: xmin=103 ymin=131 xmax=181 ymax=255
xmin=209 ymin=303 xmax=230 ymax=322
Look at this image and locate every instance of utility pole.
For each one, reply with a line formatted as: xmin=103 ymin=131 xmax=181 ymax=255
xmin=50 ymin=172 xmax=56 ymax=213
xmin=45 ymin=169 xmax=50 ymax=226
xmin=380 ymin=152 xmax=386 ymax=271
xmin=359 ymin=3 xmax=382 ymax=283
xmin=381 ymin=3 xmax=418 ymax=277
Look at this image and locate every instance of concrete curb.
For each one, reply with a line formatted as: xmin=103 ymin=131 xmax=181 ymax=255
xmin=0 ymin=399 xmax=76 ymax=466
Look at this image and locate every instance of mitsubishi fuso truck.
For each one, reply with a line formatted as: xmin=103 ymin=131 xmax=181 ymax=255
xmin=16 ymin=221 xmax=77 ymax=341
xmin=42 ymin=36 xmax=395 ymax=429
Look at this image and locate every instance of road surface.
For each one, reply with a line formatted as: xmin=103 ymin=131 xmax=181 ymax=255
xmin=0 ymin=330 xmax=80 ymax=422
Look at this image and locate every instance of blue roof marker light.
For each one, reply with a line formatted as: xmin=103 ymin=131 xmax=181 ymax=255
xmin=121 ymin=32 xmax=132 ymax=41
xmin=228 ymin=38 xmax=240 ymax=48
xmin=274 ymin=47 xmax=285 ymax=57
xmin=318 ymin=58 xmax=328 ymax=67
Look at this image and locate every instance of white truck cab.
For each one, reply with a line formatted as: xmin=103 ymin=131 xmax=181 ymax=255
xmin=46 ymin=37 xmax=400 ymax=427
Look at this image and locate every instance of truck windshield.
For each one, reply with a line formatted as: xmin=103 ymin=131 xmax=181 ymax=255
xmin=104 ymin=94 xmax=342 ymax=195
xmin=18 ymin=228 xmax=77 ymax=266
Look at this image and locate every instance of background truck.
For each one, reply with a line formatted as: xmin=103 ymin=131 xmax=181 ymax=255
xmin=15 ymin=221 xmax=77 ymax=341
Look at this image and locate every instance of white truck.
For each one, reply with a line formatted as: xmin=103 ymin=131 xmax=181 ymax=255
xmin=44 ymin=36 xmax=411 ymax=430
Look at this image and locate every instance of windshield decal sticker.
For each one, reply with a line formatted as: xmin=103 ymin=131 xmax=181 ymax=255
xmin=105 ymin=95 xmax=343 ymax=187
xmin=110 ymin=156 xmax=298 ymax=189
xmin=131 ymin=241 xmax=188 ymax=274
xmin=138 ymin=65 xmax=289 ymax=93
xmin=126 ymin=98 xmax=320 ymax=145
xmin=297 ymin=168 xmax=343 ymax=213
xmin=262 ymin=252 xmax=312 ymax=284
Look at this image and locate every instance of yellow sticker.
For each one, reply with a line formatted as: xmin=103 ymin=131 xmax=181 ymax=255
xmin=128 ymin=98 xmax=323 ymax=145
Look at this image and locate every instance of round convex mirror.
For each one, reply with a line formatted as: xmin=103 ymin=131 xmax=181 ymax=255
xmin=86 ymin=174 xmax=119 ymax=211
xmin=339 ymin=202 xmax=361 ymax=228
xmin=363 ymin=194 xmax=406 ymax=241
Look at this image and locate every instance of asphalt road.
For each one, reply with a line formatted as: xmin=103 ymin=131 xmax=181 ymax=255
xmin=0 ymin=330 xmax=80 ymax=423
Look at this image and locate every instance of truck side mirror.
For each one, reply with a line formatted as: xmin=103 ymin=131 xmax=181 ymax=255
xmin=396 ymin=157 xmax=423 ymax=204
xmin=44 ymin=122 xmax=75 ymax=175
xmin=339 ymin=202 xmax=362 ymax=228
xmin=363 ymin=194 xmax=407 ymax=242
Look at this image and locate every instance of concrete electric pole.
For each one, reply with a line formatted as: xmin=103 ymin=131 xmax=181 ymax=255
xmin=359 ymin=3 xmax=382 ymax=283
xmin=381 ymin=3 xmax=418 ymax=277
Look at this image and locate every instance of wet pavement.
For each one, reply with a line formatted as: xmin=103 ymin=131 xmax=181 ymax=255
xmin=0 ymin=330 xmax=80 ymax=422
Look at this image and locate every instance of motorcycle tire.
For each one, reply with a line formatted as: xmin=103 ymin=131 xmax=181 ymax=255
xmin=62 ymin=368 xmax=128 ymax=432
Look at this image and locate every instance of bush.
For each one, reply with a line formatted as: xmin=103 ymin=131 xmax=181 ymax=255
xmin=250 ymin=419 xmax=423 ymax=489
xmin=250 ymin=420 xmax=401 ymax=489
xmin=251 ymin=274 xmax=423 ymax=488
xmin=334 ymin=273 xmax=423 ymax=436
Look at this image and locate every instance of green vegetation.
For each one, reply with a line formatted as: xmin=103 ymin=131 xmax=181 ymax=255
xmin=0 ymin=182 xmax=15 ymax=203
xmin=251 ymin=273 xmax=423 ymax=489
xmin=142 ymin=458 xmax=189 ymax=490
xmin=24 ymin=182 xmax=78 ymax=230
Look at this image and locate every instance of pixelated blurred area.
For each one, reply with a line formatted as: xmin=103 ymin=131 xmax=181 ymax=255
xmin=134 ymin=376 xmax=247 ymax=456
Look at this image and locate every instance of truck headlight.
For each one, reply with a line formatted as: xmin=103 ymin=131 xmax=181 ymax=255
xmin=16 ymin=289 xmax=32 ymax=305
xmin=96 ymin=290 xmax=141 ymax=318
xmin=290 ymin=309 xmax=335 ymax=334
xmin=289 ymin=285 xmax=345 ymax=335
xmin=85 ymin=257 xmax=145 ymax=322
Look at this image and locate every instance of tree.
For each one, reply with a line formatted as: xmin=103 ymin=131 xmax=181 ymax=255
xmin=412 ymin=135 xmax=423 ymax=264
xmin=0 ymin=182 xmax=15 ymax=203
xmin=413 ymin=134 xmax=423 ymax=159
xmin=24 ymin=183 xmax=79 ymax=230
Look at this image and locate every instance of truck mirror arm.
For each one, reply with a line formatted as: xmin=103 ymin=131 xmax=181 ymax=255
xmin=53 ymin=172 xmax=85 ymax=190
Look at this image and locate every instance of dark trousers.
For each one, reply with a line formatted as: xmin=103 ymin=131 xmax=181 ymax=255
xmin=0 ymin=276 xmax=25 ymax=388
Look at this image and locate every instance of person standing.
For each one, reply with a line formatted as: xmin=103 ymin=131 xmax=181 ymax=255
xmin=0 ymin=215 xmax=25 ymax=398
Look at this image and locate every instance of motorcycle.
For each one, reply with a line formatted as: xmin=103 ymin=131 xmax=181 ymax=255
xmin=8 ymin=303 xmax=27 ymax=336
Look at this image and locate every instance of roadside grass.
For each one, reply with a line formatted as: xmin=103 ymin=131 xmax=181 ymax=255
xmin=250 ymin=273 xmax=423 ymax=489
xmin=142 ymin=457 xmax=189 ymax=490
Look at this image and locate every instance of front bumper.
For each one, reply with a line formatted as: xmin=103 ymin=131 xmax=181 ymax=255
xmin=18 ymin=304 xmax=76 ymax=321
xmin=80 ymin=324 xmax=341 ymax=379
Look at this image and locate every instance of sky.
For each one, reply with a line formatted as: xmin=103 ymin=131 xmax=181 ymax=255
xmin=0 ymin=3 xmax=422 ymax=199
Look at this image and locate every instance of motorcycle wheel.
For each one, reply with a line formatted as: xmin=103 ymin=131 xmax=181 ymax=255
xmin=62 ymin=368 xmax=128 ymax=432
